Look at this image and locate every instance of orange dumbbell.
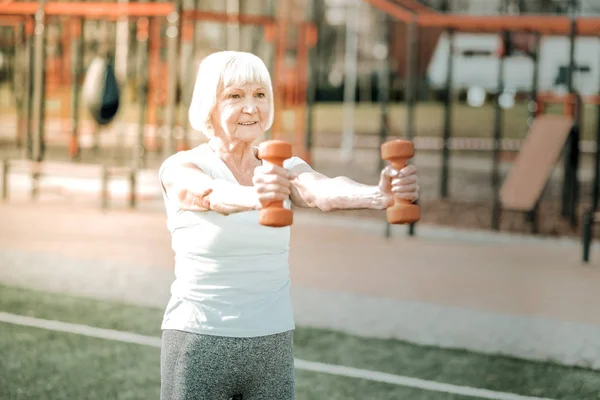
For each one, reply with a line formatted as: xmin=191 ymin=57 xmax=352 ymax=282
xmin=257 ymin=140 xmax=294 ymax=227
xmin=381 ymin=139 xmax=420 ymax=224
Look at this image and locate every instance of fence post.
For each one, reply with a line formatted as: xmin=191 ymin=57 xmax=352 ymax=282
xmin=101 ymin=166 xmax=109 ymax=210
xmin=30 ymin=162 xmax=40 ymax=201
xmin=129 ymin=169 xmax=137 ymax=209
xmin=1 ymin=159 xmax=9 ymax=202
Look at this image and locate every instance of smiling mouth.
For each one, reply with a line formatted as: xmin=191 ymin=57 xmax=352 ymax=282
xmin=238 ymin=122 xmax=258 ymax=126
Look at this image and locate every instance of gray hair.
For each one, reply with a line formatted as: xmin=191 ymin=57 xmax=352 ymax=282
xmin=188 ymin=51 xmax=275 ymax=137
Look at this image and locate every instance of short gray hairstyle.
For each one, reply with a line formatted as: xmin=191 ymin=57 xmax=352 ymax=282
xmin=188 ymin=51 xmax=275 ymax=137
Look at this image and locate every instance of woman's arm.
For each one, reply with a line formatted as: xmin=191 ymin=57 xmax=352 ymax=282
xmin=160 ymin=161 xmax=260 ymax=215
xmin=288 ymin=163 xmax=418 ymax=212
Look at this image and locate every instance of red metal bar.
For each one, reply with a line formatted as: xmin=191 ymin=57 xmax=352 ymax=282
xmin=577 ymin=18 xmax=600 ymax=35
xmin=418 ymin=14 xmax=569 ymax=32
xmin=417 ymin=14 xmax=600 ymax=36
xmin=392 ymin=0 xmax=436 ymax=14
xmin=181 ymin=10 xmax=318 ymax=28
xmin=0 ymin=2 xmax=36 ymax=15
xmin=362 ymin=0 xmax=412 ymax=22
xmin=364 ymin=0 xmax=600 ymax=36
xmin=0 ymin=15 xmax=25 ymax=25
xmin=582 ymin=95 xmax=600 ymax=105
xmin=0 ymin=2 xmax=173 ymax=18
xmin=182 ymin=10 xmax=273 ymax=24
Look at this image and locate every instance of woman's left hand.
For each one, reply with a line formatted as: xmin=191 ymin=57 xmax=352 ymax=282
xmin=378 ymin=164 xmax=419 ymax=205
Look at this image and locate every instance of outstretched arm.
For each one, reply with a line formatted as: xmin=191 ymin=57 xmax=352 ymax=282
xmin=288 ymin=162 xmax=418 ymax=212
xmin=159 ymin=151 xmax=292 ymax=215
xmin=160 ymin=161 xmax=261 ymax=215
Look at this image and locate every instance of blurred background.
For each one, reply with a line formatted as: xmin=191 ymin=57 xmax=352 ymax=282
xmin=2 ymin=1 xmax=600 ymax=399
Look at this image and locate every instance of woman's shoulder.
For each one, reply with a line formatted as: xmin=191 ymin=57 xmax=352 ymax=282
xmin=160 ymin=144 xmax=211 ymax=168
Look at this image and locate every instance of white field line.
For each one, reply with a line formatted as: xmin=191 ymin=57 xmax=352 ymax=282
xmin=0 ymin=311 xmax=555 ymax=400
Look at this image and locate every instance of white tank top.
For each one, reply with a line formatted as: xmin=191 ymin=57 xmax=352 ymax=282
xmin=158 ymin=143 xmax=307 ymax=337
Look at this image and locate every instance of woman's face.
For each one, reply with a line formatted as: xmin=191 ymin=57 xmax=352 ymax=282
xmin=210 ymin=82 xmax=271 ymax=143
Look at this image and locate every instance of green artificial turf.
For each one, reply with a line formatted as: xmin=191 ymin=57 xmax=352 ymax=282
xmin=2 ymin=283 xmax=600 ymax=400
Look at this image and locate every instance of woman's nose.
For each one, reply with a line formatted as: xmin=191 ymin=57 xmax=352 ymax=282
xmin=242 ymin=100 xmax=257 ymax=113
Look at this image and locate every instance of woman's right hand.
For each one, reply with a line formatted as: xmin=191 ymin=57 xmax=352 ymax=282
xmin=252 ymin=164 xmax=292 ymax=207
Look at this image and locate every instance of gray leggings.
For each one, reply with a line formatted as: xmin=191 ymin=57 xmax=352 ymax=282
xmin=160 ymin=329 xmax=295 ymax=400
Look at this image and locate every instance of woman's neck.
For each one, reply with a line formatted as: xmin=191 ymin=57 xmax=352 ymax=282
xmin=208 ymin=137 xmax=259 ymax=167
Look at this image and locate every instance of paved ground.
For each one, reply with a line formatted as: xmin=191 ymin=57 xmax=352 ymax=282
xmin=2 ymin=200 xmax=600 ymax=370
xmin=2 ymin=139 xmax=596 ymax=237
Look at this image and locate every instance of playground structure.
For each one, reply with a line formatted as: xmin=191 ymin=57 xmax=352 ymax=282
xmin=358 ymin=0 xmax=600 ymax=261
xmin=2 ymin=0 xmax=600 ymax=262
xmin=0 ymin=0 xmax=317 ymax=163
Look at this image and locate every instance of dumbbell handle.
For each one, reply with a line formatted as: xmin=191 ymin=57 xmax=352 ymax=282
xmin=257 ymin=140 xmax=293 ymax=227
xmin=389 ymin=158 xmax=410 ymax=205
xmin=381 ymin=139 xmax=420 ymax=224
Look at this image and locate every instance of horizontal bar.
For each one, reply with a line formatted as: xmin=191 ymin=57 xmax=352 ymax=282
xmin=181 ymin=10 xmax=316 ymax=29
xmin=418 ymin=14 xmax=569 ymax=31
xmin=362 ymin=0 xmax=413 ymax=22
xmin=417 ymin=14 xmax=600 ymax=36
xmin=0 ymin=2 xmax=173 ymax=17
xmin=0 ymin=2 xmax=36 ymax=14
xmin=392 ymin=0 xmax=436 ymax=14
xmin=366 ymin=0 xmax=600 ymax=36
xmin=582 ymin=95 xmax=600 ymax=105
xmin=577 ymin=17 xmax=600 ymax=35
xmin=0 ymin=14 xmax=25 ymax=25
xmin=537 ymin=92 xmax=600 ymax=106
xmin=181 ymin=10 xmax=274 ymax=25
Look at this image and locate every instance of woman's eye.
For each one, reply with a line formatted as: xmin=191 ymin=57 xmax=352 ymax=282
xmin=230 ymin=94 xmax=241 ymax=99
xmin=256 ymin=92 xmax=266 ymax=98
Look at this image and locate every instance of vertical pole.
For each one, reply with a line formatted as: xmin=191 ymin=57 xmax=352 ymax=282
xmin=440 ymin=29 xmax=454 ymax=199
xmin=146 ymin=18 xmax=161 ymax=153
xmin=115 ymin=0 xmax=130 ymax=85
xmin=491 ymin=33 xmax=506 ymax=231
xmin=593 ymin=103 xmax=600 ymax=211
xmin=164 ymin=0 xmax=181 ymax=159
xmin=528 ymin=33 xmax=541 ymax=127
xmin=294 ymin=24 xmax=308 ymax=161
xmin=592 ymin=6 xmax=600 ymax=215
xmin=69 ymin=18 xmax=83 ymax=160
xmin=562 ymin=0 xmax=578 ymax=220
xmin=303 ymin=17 xmax=317 ymax=165
xmin=31 ymin=0 xmax=47 ymax=163
xmin=378 ymin=13 xmax=390 ymax=173
xmin=15 ymin=23 xmax=25 ymax=149
xmin=24 ymin=19 xmax=34 ymax=160
xmin=226 ymin=0 xmax=240 ymax=50
xmin=568 ymin=97 xmax=581 ymax=227
xmin=405 ymin=17 xmax=418 ymax=237
xmin=134 ymin=17 xmax=149 ymax=169
xmin=378 ymin=14 xmax=391 ymax=239
xmin=129 ymin=169 xmax=137 ymax=209
xmin=1 ymin=159 xmax=9 ymax=202
xmin=270 ymin=0 xmax=288 ymax=141
xmin=405 ymin=19 xmax=417 ymax=143
xmin=101 ymin=166 xmax=109 ymax=210
xmin=304 ymin=17 xmax=318 ymax=166
xmin=180 ymin=0 xmax=199 ymax=152
xmin=340 ymin=0 xmax=359 ymax=163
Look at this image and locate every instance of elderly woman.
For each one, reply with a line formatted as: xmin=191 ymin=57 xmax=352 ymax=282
xmin=158 ymin=51 xmax=419 ymax=400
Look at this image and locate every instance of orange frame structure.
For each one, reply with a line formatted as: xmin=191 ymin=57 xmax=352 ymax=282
xmin=365 ymin=0 xmax=600 ymax=241
xmin=365 ymin=0 xmax=600 ymax=35
xmin=0 ymin=1 xmax=317 ymax=162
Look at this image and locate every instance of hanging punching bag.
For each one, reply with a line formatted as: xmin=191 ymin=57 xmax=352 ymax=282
xmin=82 ymin=55 xmax=120 ymax=125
